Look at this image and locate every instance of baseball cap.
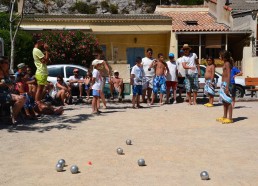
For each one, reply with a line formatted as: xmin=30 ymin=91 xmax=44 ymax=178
xmin=168 ymin=53 xmax=174 ymax=58
xmin=92 ymin=59 xmax=104 ymax=66
xmin=180 ymin=49 xmax=184 ymax=53
xmin=114 ymin=70 xmax=119 ymax=73
xmin=17 ymin=63 xmax=26 ymax=69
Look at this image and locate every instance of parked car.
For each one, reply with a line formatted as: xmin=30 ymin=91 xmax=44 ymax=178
xmin=199 ymin=65 xmax=245 ymax=98
xmin=47 ymin=64 xmax=88 ymax=84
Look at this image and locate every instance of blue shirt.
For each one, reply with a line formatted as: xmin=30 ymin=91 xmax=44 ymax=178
xmin=230 ymin=67 xmax=241 ymax=84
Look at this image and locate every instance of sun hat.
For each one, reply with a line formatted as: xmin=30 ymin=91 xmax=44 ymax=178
xmin=17 ymin=63 xmax=26 ymax=69
xmin=182 ymin=44 xmax=192 ymax=50
xmin=168 ymin=53 xmax=174 ymax=58
xmin=92 ymin=59 xmax=104 ymax=66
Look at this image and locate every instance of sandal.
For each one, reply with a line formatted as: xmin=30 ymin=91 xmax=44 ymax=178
xmin=222 ymin=118 xmax=233 ymax=124
xmin=216 ymin=117 xmax=226 ymax=122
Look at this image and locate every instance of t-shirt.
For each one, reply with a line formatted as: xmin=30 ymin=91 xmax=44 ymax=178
xmin=92 ymin=69 xmax=102 ymax=90
xmin=182 ymin=53 xmax=198 ymax=75
xmin=166 ymin=61 xmax=178 ymax=82
xmin=131 ymin=65 xmax=145 ymax=86
xmin=68 ymin=75 xmax=83 ymax=87
xmin=33 ymin=48 xmax=48 ymax=75
xmin=141 ymin=57 xmax=155 ymax=77
xmin=230 ymin=67 xmax=241 ymax=84
xmin=176 ymin=57 xmax=186 ymax=77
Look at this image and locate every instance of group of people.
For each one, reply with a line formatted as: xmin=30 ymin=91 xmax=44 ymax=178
xmin=0 ymin=35 xmax=242 ymax=124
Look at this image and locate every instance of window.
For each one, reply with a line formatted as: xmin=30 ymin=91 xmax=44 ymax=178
xmin=66 ymin=66 xmax=87 ymax=78
xmin=48 ymin=66 xmax=64 ymax=77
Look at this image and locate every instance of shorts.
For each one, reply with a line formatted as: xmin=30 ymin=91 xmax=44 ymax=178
xmin=85 ymin=84 xmax=91 ymax=90
xmin=132 ymin=85 xmax=142 ymax=96
xmin=35 ymin=74 xmax=48 ymax=86
xmin=22 ymin=93 xmax=35 ymax=109
xmin=92 ymin=89 xmax=100 ymax=97
xmin=185 ymin=74 xmax=199 ymax=92
xmin=153 ymin=76 xmax=166 ymax=94
xmin=166 ymin=81 xmax=177 ymax=90
xmin=219 ymin=82 xmax=232 ymax=104
xmin=142 ymin=76 xmax=153 ymax=89
xmin=178 ymin=77 xmax=185 ymax=89
xmin=204 ymin=79 xmax=215 ymax=96
xmin=229 ymin=83 xmax=236 ymax=97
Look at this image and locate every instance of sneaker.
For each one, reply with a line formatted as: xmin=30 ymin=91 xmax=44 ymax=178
xmin=173 ymin=100 xmax=177 ymax=104
xmin=222 ymin=118 xmax=233 ymax=124
xmin=216 ymin=117 xmax=226 ymax=122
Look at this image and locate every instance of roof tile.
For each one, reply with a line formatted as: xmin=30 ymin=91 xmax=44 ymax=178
xmin=160 ymin=12 xmax=229 ymax=32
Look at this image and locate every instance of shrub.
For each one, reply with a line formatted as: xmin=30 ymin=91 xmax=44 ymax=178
xmin=69 ymin=2 xmax=97 ymax=14
xmin=109 ymin=4 xmax=118 ymax=14
xmin=40 ymin=31 xmax=101 ymax=67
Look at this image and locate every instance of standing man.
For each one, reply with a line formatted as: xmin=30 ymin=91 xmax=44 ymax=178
xmin=166 ymin=53 xmax=178 ymax=104
xmin=32 ymin=37 xmax=50 ymax=107
xmin=141 ymin=48 xmax=155 ymax=104
xmin=176 ymin=49 xmax=186 ymax=98
xmin=182 ymin=44 xmax=200 ymax=105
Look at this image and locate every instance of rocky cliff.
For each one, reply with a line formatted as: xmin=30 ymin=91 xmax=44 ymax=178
xmin=0 ymin=0 xmax=159 ymax=14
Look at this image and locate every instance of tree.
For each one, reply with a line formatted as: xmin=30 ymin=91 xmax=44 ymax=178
xmin=40 ymin=31 xmax=101 ymax=67
xmin=9 ymin=0 xmax=25 ymax=73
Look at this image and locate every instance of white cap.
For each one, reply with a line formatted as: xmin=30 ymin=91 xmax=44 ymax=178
xmin=92 ymin=59 xmax=104 ymax=66
xmin=114 ymin=70 xmax=119 ymax=73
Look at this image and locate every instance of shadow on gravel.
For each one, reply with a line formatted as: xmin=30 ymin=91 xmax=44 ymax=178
xmin=234 ymin=117 xmax=248 ymax=123
xmin=234 ymin=106 xmax=251 ymax=109
xmin=1 ymin=114 xmax=93 ymax=133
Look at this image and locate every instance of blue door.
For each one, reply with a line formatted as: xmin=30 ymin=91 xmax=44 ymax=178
xmin=126 ymin=48 xmax=145 ymax=69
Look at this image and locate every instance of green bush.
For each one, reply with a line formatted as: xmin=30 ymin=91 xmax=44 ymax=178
xmin=100 ymin=1 xmax=109 ymax=9
xmin=109 ymin=4 xmax=118 ymax=14
xmin=0 ymin=13 xmax=9 ymax=30
xmin=69 ymin=2 xmax=97 ymax=14
xmin=40 ymin=31 xmax=101 ymax=67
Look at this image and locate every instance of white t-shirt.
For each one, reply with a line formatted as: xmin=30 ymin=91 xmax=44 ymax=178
xmin=92 ymin=69 xmax=102 ymax=90
xmin=166 ymin=61 xmax=178 ymax=82
xmin=68 ymin=75 xmax=83 ymax=87
xmin=131 ymin=65 xmax=145 ymax=85
xmin=182 ymin=53 xmax=198 ymax=75
xmin=176 ymin=57 xmax=186 ymax=77
xmin=141 ymin=57 xmax=155 ymax=77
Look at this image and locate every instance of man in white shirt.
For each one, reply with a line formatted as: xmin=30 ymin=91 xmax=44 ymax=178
xmin=176 ymin=50 xmax=186 ymax=98
xmin=182 ymin=44 xmax=200 ymax=105
xmin=141 ymin=48 xmax=155 ymax=104
xmin=166 ymin=53 xmax=178 ymax=104
xmin=68 ymin=68 xmax=84 ymax=98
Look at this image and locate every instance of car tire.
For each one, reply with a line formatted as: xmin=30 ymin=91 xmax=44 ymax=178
xmin=235 ymin=85 xmax=244 ymax=98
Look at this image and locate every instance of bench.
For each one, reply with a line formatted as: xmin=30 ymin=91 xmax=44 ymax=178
xmin=245 ymin=78 xmax=258 ymax=97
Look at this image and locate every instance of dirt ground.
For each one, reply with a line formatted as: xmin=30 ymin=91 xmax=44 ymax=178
xmin=0 ymin=101 xmax=258 ymax=186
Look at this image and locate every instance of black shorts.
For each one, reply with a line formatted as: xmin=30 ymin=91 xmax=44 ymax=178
xmin=229 ymin=84 xmax=236 ymax=97
xmin=178 ymin=77 xmax=185 ymax=89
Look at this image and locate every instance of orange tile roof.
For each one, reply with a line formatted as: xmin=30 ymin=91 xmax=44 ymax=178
xmin=161 ymin=12 xmax=229 ymax=32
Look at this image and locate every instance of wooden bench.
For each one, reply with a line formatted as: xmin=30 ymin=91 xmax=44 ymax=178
xmin=245 ymin=78 xmax=258 ymax=97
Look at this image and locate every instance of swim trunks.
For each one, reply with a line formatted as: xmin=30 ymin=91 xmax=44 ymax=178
xmin=219 ymin=82 xmax=232 ymax=104
xmin=204 ymin=79 xmax=215 ymax=96
xmin=153 ymin=76 xmax=166 ymax=94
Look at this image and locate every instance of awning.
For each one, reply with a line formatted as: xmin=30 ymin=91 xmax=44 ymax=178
xmin=20 ymin=25 xmax=91 ymax=31
xmin=206 ymin=34 xmax=221 ymax=48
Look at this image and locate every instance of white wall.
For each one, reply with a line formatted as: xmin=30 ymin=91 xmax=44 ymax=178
xmin=243 ymin=46 xmax=258 ymax=77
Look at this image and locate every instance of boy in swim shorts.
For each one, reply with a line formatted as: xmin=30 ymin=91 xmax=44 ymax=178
xmin=217 ymin=50 xmax=233 ymax=124
xmin=204 ymin=57 xmax=215 ymax=107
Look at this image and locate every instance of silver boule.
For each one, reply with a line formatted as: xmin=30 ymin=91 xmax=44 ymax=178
xmin=138 ymin=159 xmax=145 ymax=166
xmin=200 ymin=171 xmax=209 ymax=180
xmin=117 ymin=147 xmax=123 ymax=155
xmin=70 ymin=165 xmax=79 ymax=174
xmin=126 ymin=139 xmax=132 ymax=145
xmin=56 ymin=163 xmax=63 ymax=172
xmin=58 ymin=159 xmax=66 ymax=167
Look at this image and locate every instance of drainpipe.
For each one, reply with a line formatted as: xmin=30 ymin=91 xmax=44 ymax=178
xmin=199 ymin=34 xmax=201 ymax=64
xmin=225 ymin=34 xmax=228 ymax=50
